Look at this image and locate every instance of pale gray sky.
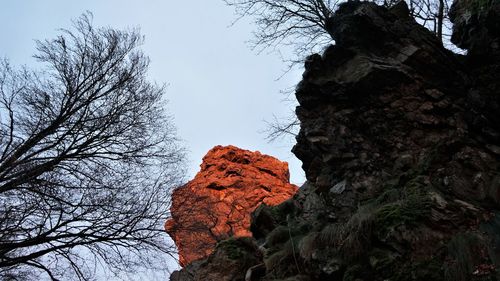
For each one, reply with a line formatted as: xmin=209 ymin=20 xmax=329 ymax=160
xmin=0 ymin=0 xmax=305 ymax=185
xmin=0 ymin=1 xmax=306 ymax=278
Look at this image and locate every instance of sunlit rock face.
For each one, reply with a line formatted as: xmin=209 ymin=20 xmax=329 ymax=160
xmin=165 ymin=145 xmax=298 ymax=266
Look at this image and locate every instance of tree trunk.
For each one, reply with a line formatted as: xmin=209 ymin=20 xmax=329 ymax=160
xmin=437 ymin=0 xmax=444 ymax=44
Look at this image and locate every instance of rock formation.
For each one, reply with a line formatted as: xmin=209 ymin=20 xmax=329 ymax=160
xmin=171 ymin=0 xmax=500 ymax=280
xmin=166 ymin=145 xmax=297 ymax=266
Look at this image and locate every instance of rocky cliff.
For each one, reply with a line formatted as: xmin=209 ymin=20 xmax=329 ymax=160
xmin=166 ymin=145 xmax=297 ymax=266
xmin=170 ymin=0 xmax=500 ymax=280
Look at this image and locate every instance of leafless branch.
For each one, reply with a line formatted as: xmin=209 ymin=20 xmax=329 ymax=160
xmin=0 ymin=12 xmax=186 ymax=280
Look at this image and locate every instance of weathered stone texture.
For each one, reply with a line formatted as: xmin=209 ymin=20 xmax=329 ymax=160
xmin=166 ymin=145 xmax=297 ymax=266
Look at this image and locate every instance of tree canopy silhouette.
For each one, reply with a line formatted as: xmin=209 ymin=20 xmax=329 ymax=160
xmin=0 ymin=13 xmax=185 ymax=280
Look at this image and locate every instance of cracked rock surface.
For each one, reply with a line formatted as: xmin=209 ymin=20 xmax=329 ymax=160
xmin=166 ymin=145 xmax=297 ymax=267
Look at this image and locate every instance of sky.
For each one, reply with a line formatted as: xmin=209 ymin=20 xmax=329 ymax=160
xmin=0 ymin=0 xmax=306 ymax=278
xmin=0 ymin=1 xmax=305 ymax=185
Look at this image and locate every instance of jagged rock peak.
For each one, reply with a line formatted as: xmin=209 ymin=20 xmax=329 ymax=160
xmin=199 ymin=145 xmax=293 ymax=185
xmin=165 ymin=145 xmax=297 ymax=267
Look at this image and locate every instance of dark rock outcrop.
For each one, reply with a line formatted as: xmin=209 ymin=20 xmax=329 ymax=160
xmin=166 ymin=145 xmax=297 ymax=266
xmin=284 ymin=1 xmax=499 ymax=280
xmin=170 ymin=0 xmax=500 ymax=280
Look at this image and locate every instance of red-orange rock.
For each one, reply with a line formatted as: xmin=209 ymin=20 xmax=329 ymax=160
xmin=165 ymin=145 xmax=298 ymax=266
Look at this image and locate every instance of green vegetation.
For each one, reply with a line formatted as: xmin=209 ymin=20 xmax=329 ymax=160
xmin=256 ymin=142 xmax=459 ymax=280
xmin=374 ymin=176 xmax=433 ymax=232
xmin=269 ymin=199 xmax=298 ymax=224
xmin=217 ymin=237 xmax=257 ymax=260
xmin=370 ymin=145 xmax=439 ymax=235
xmin=266 ymin=226 xmax=293 ymax=250
xmin=339 ymin=205 xmax=376 ymax=261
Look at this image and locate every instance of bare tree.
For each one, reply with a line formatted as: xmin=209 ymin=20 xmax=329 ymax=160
xmin=406 ymin=0 xmax=453 ymax=45
xmin=0 ymin=13 xmax=185 ymax=280
xmin=225 ymin=0 xmax=454 ymax=57
xmin=224 ymin=0 xmax=454 ymax=142
xmin=263 ymin=114 xmax=301 ymax=142
xmin=225 ymin=0 xmax=337 ymax=59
